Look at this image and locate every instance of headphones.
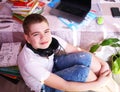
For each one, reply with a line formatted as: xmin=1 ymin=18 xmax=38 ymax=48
xmin=26 ymin=37 xmax=60 ymax=57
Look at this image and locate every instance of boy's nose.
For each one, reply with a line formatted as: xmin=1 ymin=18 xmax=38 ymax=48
xmin=40 ymin=33 xmax=45 ymax=39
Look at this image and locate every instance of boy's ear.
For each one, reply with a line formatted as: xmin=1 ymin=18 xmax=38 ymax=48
xmin=24 ymin=34 xmax=30 ymax=43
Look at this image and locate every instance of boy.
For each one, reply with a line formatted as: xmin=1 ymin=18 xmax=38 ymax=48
xmin=17 ymin=14 xmax=118 ymax=92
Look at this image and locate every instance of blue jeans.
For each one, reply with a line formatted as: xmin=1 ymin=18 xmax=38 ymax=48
xmin=44 ymin=52 xmax=92 ymax=92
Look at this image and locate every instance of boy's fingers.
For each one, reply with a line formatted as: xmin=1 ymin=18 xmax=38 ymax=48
xmin=101 ymin=70 xmax=111 ymax=76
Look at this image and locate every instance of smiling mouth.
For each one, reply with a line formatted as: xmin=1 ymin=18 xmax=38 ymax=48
xmin=40 ymin=41 xmax=48 ymax=45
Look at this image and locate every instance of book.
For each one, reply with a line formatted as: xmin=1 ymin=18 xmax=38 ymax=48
xmin=11 ymin=7 xmax=31 ymax=11
xmin=12 ymin=11 xmax=29 ymax=15
xmin=29 ymin=6 xmax=44 ymax=14
xmin=0 ymin=42 xmax=22 ymax=67
xmin=13 ymin=13 xmax=25 ymax=22
xmin=11 ymin=1 xmax=45 ymax=22
xmin=0 ymin=42 xmax=21 ymax=84
xmin=28 ymin=1 xmax=39 ymax=14
xmin=0 ymin=73 xmax=20 ymax=79
xmin=0 ymin=74 xmax=20 ymax=84
xmin=9 ymin=0 xmax=28 ymax=2
xmin=0 ymin=66 xmax=20 ymax=76
xmin=12 ymin=1 xmax=28 ymax=7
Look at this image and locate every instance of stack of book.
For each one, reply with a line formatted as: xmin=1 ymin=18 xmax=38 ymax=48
xmin=0 ymin=42 xmax=22 ymax=84
xmin=0 ymin=66 xmax=21 ymax=84
xmin=11 ymin=0 xmax=45 ymax=22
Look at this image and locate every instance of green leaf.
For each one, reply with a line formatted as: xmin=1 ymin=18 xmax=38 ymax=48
xmin=89 ymin=44 xmax=100 ymax=53
xmin=117 ymin=57 xmax=120 ymax=66
xmin=112 ymin=57 xmax=120 ymax=74
xmin=111 ymin=43 xmax=120 ymax=47
xmin=100 ymin=38 xmax=119 ymax=46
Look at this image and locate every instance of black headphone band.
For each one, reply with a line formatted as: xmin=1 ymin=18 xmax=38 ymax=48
xmin=26 ymin=37 xmax=60 ymax=57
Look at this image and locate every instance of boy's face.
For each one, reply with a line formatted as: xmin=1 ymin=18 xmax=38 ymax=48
xmin=24 ymin=21 xmax=52 ymax=49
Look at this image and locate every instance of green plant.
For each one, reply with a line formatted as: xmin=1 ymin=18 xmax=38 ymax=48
xmin=89 ymin=38 xmax=120 ymax=74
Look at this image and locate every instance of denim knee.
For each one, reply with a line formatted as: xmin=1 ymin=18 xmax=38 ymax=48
xmin=54 ymin=52 xmax=92 ymax=71
xmin=55 ymin=65 xmax=90 ymax=82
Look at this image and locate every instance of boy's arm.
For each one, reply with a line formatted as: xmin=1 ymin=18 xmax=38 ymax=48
xmin=64 ymin=43 xmax=86 ymax=53
xmin=44 ymin=71 xmax=111 ymax=91
xmin=64 ymin=43 xmax=110 ymax=75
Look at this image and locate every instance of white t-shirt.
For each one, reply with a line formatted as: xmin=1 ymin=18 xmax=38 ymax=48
xmin=17 ymin=35 xmax=67 ymax=92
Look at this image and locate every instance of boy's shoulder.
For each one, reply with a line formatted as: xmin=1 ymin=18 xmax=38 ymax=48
xmin=52 ymin=35 xmax=67 ymax=48
xmin=52 ymin=35 xmax=64 ymax=41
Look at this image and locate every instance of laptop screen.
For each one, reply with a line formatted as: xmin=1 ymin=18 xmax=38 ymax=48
xmin=56 ymin=0 xmax=91 ymax=16
xmin=61 ymin=0 xmax=91 ymax=9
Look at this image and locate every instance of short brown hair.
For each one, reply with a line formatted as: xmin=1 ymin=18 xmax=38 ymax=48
xmin=23 ymin=14 xmax=49 ymax=35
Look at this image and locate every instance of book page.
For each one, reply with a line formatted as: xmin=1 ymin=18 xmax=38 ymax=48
xmin=0 ymin=42 xmax=21 ymax=67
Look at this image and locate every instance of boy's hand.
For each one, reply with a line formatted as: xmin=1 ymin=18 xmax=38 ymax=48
xmin=97 ymin=70 xmax=111 ymax=87
xmin=99 ymin=63 xmax=111 ymax=76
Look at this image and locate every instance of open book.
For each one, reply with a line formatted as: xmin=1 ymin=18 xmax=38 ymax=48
xmin=0 ymin=42 xmax=22 ymax=67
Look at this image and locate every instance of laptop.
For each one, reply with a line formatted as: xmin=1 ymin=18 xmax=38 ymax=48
xmin=49 ymin=0 xmax=91 ymax=23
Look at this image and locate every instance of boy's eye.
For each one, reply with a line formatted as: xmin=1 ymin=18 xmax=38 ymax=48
xmin=45 ymin=29 xmax=50 ymax=33
xmin=33 ymin=33 xmax=39 ymax=36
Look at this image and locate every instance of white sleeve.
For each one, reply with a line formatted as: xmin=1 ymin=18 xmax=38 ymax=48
xmin=52 ymin=35 xmax=67 ymax=49
xmin=24 ymin=62 xmax=50 ymax=83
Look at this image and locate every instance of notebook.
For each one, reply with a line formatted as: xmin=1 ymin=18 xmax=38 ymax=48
xmin=49 ymin=0 xmax=91 ymax=23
